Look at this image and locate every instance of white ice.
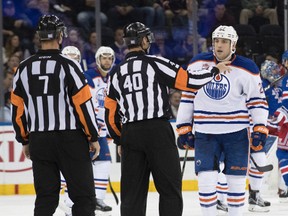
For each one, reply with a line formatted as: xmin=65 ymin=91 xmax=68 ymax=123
xmin=0 ymin=191 xmax=287 ymax=216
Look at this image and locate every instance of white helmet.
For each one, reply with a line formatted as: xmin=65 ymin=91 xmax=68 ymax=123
xmin=95 ymin=46 xmax=115 ymax=73
xmin=62 ymin=46 xmax=81 ymax=63
xmin=212 ymin=25 xmax=238 ymax=61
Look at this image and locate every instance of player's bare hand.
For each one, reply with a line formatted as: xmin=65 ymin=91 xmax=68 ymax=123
xmin=90 ymin=141 xmax=100 ymax=160
xmin=216 ymin=61 xmax=232 ymax=73
xmin=22 ymin=144 xmax=30 ymax=159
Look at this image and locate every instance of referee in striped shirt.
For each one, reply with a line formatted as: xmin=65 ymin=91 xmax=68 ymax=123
xmin=104 ymin=22 xmax=220 ymax=216
xmin=11 ymin=15 xmax=99 ymax=216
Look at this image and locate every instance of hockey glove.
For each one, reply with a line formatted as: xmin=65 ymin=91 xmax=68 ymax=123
xmin=250 ymin=125 xmax=269 ymax=151
xmin=176 ymin=124 xmax=194 ymax=150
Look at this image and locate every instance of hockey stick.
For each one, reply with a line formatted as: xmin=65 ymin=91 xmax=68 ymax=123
xmin=264 ymin=70 xmax=288 ymax=91
xmin=250 ymin=155 xmax=273 ymax=172
xmin=181 ymin=148 xmax=189 ymax=179
xmin=108 ymin=177 xmax=119 ymax=205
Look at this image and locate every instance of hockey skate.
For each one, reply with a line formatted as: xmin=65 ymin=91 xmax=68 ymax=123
xmin=278 ymin=189 xmax=288 ymax=203
xmin=95 ymin=198 xmax=112 ymax=213
xmin=216 ymin=200 xmax=228 ymax=212
xmin=248 ymin=189 xmax=270 ymax=212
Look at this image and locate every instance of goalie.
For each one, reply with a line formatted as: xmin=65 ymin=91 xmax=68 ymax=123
xmin=268 ymin=50 xmax=288 ymax=201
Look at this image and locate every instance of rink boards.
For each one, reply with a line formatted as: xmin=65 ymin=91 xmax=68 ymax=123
xmin=0 ymin=122 xmax=198 ymax=195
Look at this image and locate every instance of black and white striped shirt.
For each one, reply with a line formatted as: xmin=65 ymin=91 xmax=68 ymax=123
xmin=104 ymin=51 xmax=217 ymax=144
xmin=11 ymin=49 xmax=99 ymax=144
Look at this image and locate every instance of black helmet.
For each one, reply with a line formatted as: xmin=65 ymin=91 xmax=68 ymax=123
xmin=123 ymin=22 xmax=154 ymax=46
xmin=37 ymin=15 xmax=67 ymax=41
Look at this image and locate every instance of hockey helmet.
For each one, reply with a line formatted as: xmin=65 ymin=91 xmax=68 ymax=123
xmin=37 ymin=14 xmax=67 ymax=41
xmin=62 ymin=46 xmax=81 ymax=63
xmin=212 ymin=25 xmax=238 ymax=60
xmin=123 ymin=22 xmax=155 ymax=47
xmin=260 ymin=60 xmax=281 ymax=83
xmin=95 ymin=46 xmax=115 ymax=73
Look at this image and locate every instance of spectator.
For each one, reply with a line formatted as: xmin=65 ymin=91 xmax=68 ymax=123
xmin=110 ymin=27 xmax=128 ymax=65
xmin=75 ymin=0 xmax=109 ymax=40
xmin=106 ymin=0 xmax=141 ymax=30
xmin=82 ymin=31 xmax=97 ymax=69
xmin=2 ymin=34 xmax=23 ymax=64
xmin=239 ymin=0 xmax=278 ymax=25
xmin=168 ymin=89 xmax=182 ymax=119
xmin=3 ymin=0 xmax=34 ymax=45
xmin=4 ymin=54 xmax=20 ymax=74
xmin=201 ymin=1 xmax=236 ymax=38
xmin=136 ymin=0 xmax=165 ymax=28
xmin=23 ymin=32 xmax=41 ymax=59
xmin=149 ymin=30 xmax=173 ymax=59
xmin=162 ymin=0 xmax=188 ymax=28
xmin=3 ymin=70 xmax=14 ymax=94
xmin=0 ymin=92 xmax=12 ymax=122
xmin=62 ymin=27 xmax=85 ymax=54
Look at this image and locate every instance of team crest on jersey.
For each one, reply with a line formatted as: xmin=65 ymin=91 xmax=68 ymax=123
xmin=203 ymin=74 xmax=230 ymax=100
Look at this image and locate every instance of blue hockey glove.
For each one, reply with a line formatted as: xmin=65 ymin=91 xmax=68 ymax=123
xmin=251 ymin=125 xmax=269 ymax=151
xmin=176 ymin=124 xmax=194 ymax=150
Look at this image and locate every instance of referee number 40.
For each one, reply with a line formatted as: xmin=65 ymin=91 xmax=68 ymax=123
xmin=123 ymin=73 xmax=143 ymax=92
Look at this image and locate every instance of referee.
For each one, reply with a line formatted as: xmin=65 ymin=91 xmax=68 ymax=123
xmin=104 ymin=22 xmax=220 ymax=216
xmin=11 ymin=15 xmax=99 ymax=216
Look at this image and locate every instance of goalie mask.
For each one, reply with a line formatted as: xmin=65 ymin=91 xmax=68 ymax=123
xmin=212 ymin=25 xmax=238 ymax=61
xmin=62 ymin=46 xmax=81 ymax=63
xmin=37 ymin=15 xmax=67 ymax=41
xmin=260 ymin=60 xmax=281 ymax=83
xmin=95 ymin=46 xmax=115 ymax=74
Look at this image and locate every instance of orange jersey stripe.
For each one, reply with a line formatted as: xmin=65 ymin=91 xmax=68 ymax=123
xmin=175 ymin=68 xmax=197 ymax=92
xmin=72 ymin=85 xmax=92 ymax=140
xmin=10 ymin=91 xmax=28 ymax=142
xmin=104 ymin=96 xmax=121 ymax=136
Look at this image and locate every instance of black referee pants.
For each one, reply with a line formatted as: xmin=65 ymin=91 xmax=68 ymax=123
xmin=120 ymin=119 xmax=183 ymax=216
xmin=29 ymin=130 xmax=96 ymax=216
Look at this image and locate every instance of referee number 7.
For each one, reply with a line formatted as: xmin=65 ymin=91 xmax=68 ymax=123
xmin=39 ymin=75 xmax=49 ymax=94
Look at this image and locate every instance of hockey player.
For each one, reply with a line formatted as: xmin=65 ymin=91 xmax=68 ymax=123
xmin=246 ymin=60 xmax=281 ymax=212
xmin=176 ymin=25 xmax=269 ymax=216
xmin=268 ymin=50 xmax=288 ymax=201
xmin=84 ymin=46 xmax=115 ymax=212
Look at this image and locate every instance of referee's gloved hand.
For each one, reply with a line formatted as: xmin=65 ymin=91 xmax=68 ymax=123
xmin=176 ymin=124 xmax=194 ymax=150
xmin=90 ymin=141 xmax=100 ymax=161
xmin=250 ymin=124 xmax=268 ymax=151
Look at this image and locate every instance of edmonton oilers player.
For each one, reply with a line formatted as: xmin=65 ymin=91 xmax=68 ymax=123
xmin=85 ymin=46 xmax=115 ymax=213
xmin=176 ymin=25 xmax=269 ymax=216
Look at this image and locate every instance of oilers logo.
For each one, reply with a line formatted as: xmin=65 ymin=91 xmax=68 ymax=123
xmin=203 ymin=74 xmax=230 ymax=100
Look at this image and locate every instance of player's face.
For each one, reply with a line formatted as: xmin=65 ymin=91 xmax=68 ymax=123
xmin=213 ymin=38 xmax=231 ymax=61
xmin=100 ymin=55 xmax=113 ymax=71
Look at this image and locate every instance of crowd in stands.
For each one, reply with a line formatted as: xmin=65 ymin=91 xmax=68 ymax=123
xmin=1 ymin=0 xmax=285 ymax=121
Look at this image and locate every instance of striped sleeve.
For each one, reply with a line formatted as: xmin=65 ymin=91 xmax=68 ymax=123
xmin=104 ymin=81 xmax=122 ymax=145
xmin=176 ymin=91 xmax=196 ymax=127
xmin=245 ymin=73 xmax=269 ymax=126
xmin=11 ymin=70 xmax=29 ymax=145
xmin=151 ymin=56 xmax=215 ymax=92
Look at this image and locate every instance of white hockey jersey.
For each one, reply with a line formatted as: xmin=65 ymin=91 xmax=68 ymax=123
xmin=85 ymin=68 xmax=109 ymax=137
xmin=177 ymin=52 xmax=269 ymax=134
